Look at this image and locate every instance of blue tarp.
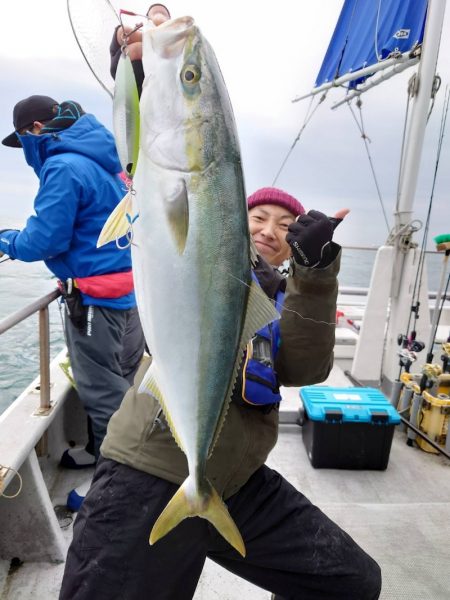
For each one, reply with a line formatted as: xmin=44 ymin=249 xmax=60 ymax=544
xmin=315 ymin=0 xmax=427 ymax=88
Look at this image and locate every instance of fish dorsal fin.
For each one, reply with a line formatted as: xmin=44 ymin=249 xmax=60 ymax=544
xmin=138 ymin=363 xmax=185 ymax=452
xmin=165 ymin=179 xmax=189 ymax=254
xmin=250 ymin=237 xmax=259 ymax=267
xmin=208 ymin=279 xmax=280 ymax=456
xmin=97 ymin=191 xmax=135 ymax=248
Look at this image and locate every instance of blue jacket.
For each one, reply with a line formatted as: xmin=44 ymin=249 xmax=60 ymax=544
xmin=0 ymin=114 xmax=135 ymax=309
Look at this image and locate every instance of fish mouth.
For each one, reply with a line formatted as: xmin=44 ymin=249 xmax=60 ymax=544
xmin=148 ymin=16 xmax=195 ymax=58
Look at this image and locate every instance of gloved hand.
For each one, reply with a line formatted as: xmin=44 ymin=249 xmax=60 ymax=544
xmin=0 ymin=229 xmax=18 ymax=260
xmin=286 ymin=210 xmax=336 ymax=268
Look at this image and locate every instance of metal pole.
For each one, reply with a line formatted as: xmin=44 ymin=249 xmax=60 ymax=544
xmin=292 ymin=52 xmax=417 ymax=102
xmin=400 ymin=415 xmax=450 ymax=459
xmin=395 ymin=0 xmax=447 ymax=228
xmin=390 ymin=379 xmax=403 ymax=408
xmin=398 ymin=388 xmax=414 ymax=432
xmin=39 ymin=307 xmax=51 ymax=410
xmin=427 ymin=250 xmax=450 ymax=358
xmin=407 ymin=391 xmax=423 ymax=445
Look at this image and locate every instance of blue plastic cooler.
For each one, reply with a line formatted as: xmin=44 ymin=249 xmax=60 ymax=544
xmin=299 ymin=387 xmax=400 ymax=470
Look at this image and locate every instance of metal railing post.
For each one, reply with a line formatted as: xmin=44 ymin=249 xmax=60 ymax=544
xmin=39 ymin=306 xmax=51 ymax=410
xmin=0 ymin=288 xmax=60 ymax=416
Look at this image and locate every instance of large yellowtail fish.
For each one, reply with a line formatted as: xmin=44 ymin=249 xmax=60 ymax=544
xmin=99 ymin=16 xmax=278 ymax=557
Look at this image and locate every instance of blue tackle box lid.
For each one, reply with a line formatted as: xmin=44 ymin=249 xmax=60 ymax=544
xmin=299 ymin=386 xmax=401 ymax=425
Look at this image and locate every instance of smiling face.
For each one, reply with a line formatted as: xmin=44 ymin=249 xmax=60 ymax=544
xmin=248 ymin=204 xmax=296 ymax=266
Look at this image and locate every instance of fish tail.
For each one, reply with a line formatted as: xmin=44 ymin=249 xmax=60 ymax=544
xmin=149 ymin=476 xmax=246 ymax=557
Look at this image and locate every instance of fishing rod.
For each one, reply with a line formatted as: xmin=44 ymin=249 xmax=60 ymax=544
xmin=394 ymin=87 xmax=450 ymax=382
xmin=425 ymin=236 xmax=450 ymax=364
xmin=0 ymin=256 xmax=11 ymax=265
xmin=347 ymin=369 xmax=450 ymax=460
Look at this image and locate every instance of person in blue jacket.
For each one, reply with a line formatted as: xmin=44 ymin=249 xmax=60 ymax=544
xmin=0 ymin=95 xmax=145 ymax=493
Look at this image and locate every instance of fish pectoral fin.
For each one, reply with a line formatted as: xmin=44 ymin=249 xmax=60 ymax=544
xmin=250 ymin=237 xmax=259 ymax=267
xmin=208 ymin=281 xmax=281 ymax=456
xmin=138 ymin=365 xmax=185 ymax=452
xmin=97 ymin=191 xmax=136 ymax=248
xmin=149 ymin=476 xmax=246 ymax=557
xmin=241 ymin=280 xmax=280 ymax=344
xmin=165 ymin=179 xmax=189 ymax=254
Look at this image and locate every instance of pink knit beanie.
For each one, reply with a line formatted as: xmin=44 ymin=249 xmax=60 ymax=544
xmin=247 ymin=187 xmax=305 ymax=217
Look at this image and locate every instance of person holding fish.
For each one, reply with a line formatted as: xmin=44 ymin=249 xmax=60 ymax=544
xmin=0 ymin=95 xmax=145 ymax=484
xmin=110 ymin=3 xmax=171 ymax=95
xmin=60 ymin=183 xmax=380 ymax=599
xmin=60 ymin=16 xmax=380 ymax=600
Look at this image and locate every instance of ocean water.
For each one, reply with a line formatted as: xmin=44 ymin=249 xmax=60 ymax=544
xmin=0 ymin=260 xmax=65 ymax=413
xmin=0 ymin=248 xmax=445 ymax=415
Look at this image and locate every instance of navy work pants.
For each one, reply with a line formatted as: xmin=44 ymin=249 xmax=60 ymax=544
xmin=59 ymin=459 xmax=381 ymax=599
xmin=64 ymin=305 xmax=145 ymax=457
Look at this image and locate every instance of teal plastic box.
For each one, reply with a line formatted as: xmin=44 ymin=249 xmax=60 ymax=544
xmin=299 ymin=387 xmax=400 ymax=469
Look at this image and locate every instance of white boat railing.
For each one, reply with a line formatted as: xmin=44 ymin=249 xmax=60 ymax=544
xmin=0 ymin=289 xmax=61 ymax=412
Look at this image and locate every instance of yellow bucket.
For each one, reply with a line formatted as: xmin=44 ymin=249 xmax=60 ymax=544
xmin=417 ymin=387 xmax=450 ymax=453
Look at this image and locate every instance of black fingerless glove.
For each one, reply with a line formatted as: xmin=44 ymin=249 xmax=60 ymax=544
xmin=286 ymin=210 xmax=339 ymax=268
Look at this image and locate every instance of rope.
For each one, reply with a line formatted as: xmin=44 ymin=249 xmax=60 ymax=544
xmin=385 ymin=219 xmax=422 ymax=246
xmin=0 ymin=465 xmax=23 ymax=499
xmin=272 ymin=93 xmax=327 ymax=186
xmin=374 ymin=0 xmax=382 ymax=61
xmin=427 ymin=75 xmax=442 ymax=122
xmin=395 ymin=75 xmax=414 ymax=213
xmin=347 ymin=98 xmax=390 ymax=233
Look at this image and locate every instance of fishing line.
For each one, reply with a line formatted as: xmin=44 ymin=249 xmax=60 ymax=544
xmin=407 ymin=84 xmax=450 ymax=335
xmin=395 ymin=76 xmax=414 ymax=214
xmin=433 ymin=271 xmax=450 ymax=342
xmin=374 ymin=0 xmax=383 ymax=61
xmin=272 ymin=93 xmax=327 ymax=186
xmin=118 ymin=9 xmax=145 ymax=48
xmin=227 ymin=270 xmax=337 ymax=327
xmin=57 ymin=297 xmax=69 ymax=348
xmin=66 ymin=0 xmax=118 ymax=99
xmin=347 ymin=98 xmax=390 ymax=233
xmin=273 ymin=299 xmax=337 ymax=327
xmin=120 ymin=9 xmax=149 ymax=20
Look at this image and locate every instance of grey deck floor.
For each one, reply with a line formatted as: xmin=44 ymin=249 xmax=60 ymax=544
xmin=1 ymin=368 xmax=449 ymax=599
xmin=193 ymin=424 xmax=450 ymax=600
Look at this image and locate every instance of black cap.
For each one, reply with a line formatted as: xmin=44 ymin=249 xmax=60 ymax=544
xmin=2 ymin=95 xmax=59 ymax=148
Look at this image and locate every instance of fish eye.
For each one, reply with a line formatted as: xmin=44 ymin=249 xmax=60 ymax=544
xmin=181 ymin=64 xmax=201 ymax=84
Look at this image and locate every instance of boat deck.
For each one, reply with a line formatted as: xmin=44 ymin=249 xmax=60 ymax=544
xmin=1 ymin=365 xmax=449 ymax=599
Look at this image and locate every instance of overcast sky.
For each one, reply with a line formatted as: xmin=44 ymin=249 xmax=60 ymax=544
xmin=0 ymin=0 xmax=448 ymax=248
